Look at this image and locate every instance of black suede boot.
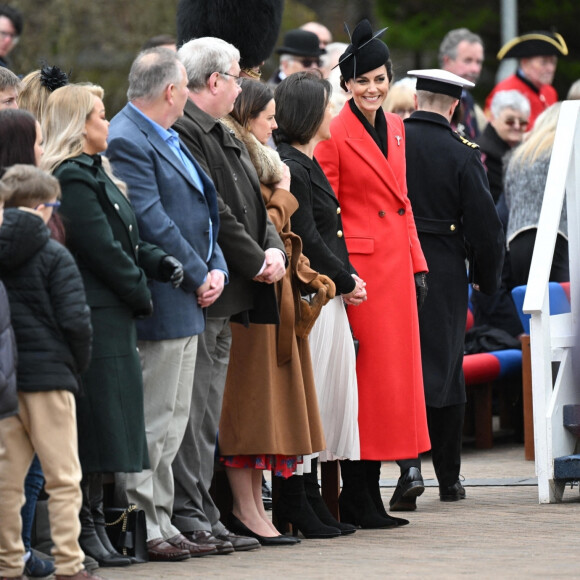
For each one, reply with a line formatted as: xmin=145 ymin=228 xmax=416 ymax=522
xmin=339 ymin=460 xmax=399 ymax=529
xmin=79 ymin=475 xmax=131 ymax=567
xmin=364 ymin=461 xmax=409 ymax=527
xmin=273 ymin=474 xmax=341 ymax=539
xmin=303 ymin=458 xmax=356 ymax=535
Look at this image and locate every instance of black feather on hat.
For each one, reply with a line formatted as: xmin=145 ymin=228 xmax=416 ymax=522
xmin=497 ymin=31 xmax=568 ymax=60
xmin=338 ymin=19 xmax=389 ymax=82
xmin=176 ymin=0 xmax=284 ymax=70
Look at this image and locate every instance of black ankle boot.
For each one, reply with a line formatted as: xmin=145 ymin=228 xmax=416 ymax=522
xmin=364 ymin=461 xmax=409 ymax=527
xmin=273 ymin=475 xmax=341 ymax=539
xmin=79 ymin=475 xmax=131 ymax=567
xmin=303 ymin=459 xmax=356 ymax=535
xmin=339 ymin=460 xmax=401 ymax=529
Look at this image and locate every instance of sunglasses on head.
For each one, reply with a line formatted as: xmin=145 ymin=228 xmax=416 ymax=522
xmin=503 ymin=117 xmax=529 ymax=129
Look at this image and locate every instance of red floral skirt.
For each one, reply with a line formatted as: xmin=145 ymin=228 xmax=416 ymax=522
xmin=220 ymin=454 xmax=298 ymax=478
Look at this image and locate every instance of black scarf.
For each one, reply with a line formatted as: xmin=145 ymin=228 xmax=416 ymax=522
xmin=349 ymin=98 xmax=388 ymax=158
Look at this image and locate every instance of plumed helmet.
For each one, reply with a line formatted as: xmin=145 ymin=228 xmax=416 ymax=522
xmin=176 ymin=0 xmax=284 ymax=70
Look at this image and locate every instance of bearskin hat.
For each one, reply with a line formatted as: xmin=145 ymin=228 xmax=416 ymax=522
xmin=176 ymin=0 xmax=285 ymax=70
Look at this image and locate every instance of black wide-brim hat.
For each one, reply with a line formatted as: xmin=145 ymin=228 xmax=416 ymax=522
xmin=338 ymin=19 xmax=390 ymax=82
xmin=275 ymin=29 xmax=326 ymax=57
xmin=497 ymin=31 xmax=568 ymax=60
xmin=176 ymin=0 xmax=284 ymax=69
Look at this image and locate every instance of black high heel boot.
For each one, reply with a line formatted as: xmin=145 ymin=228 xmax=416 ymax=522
xmin=79 ymin=475 xmax=131 ymax=567
xmin=365 ymin=461 xmax=409 ymax=527
xmin=273 ymin=475 xmax=341 ymax=539
xmin=339 ymin=460 xmax=399 ymax=529
xmin=88 ymin=473 xmax=135 ymax=563
xmin=303 ymin=459 xmax=356 ymax=535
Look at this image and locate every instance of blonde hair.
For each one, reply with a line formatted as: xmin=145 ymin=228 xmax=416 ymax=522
xmin=41 ymin=83 xmax=128 ymax=195
xmin=510 ymin=102 xmax=561 ymax=167
xmin=384 ymin=82 xmax=416 ymax=115
xmin=18 ymin=70 xmax=49 ymax=123
xmin=2 ymin=164 xmax=61 ymax=208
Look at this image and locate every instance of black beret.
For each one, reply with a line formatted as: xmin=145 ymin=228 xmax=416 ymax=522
xmin=497 ymin=31 xmax=568 ymax=60
xmin=338 ymin=19 xmax=390 ymax=81
xmin=176 ymin=0 xmax=284 ymax=69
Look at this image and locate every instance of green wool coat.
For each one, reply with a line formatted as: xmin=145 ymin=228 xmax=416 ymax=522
xmin=55 ymin=154 xmax=168 ymax=473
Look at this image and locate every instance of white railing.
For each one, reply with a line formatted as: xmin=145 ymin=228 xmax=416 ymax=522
xmin=523 ymin=99 xmax=580 ymax=503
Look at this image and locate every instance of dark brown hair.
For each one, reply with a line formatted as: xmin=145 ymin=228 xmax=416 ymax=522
xmin=0 ymin=109 xmax=37 ymax=172
xmin=274 ymin=71 xmax=331 ymax=145
xmin=230 ymin=78 xmax=273 ymax=128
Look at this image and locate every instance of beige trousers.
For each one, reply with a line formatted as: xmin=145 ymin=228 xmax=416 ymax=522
xmin=125 ymin=336 xmax=198 ymax=541
xmin=0 ymin=390 xmax=84 ymax=577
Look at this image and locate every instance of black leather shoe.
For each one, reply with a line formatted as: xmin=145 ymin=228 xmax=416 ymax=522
xmin=389 ymin=467 xmax=425 ymax=511
xmin=214 ymin=528 xmax=261 ymax=552
xmin=227 ymin=513 xmax=300 ymax=545
xmin=439 ymin=481 xmax=466 ymax=502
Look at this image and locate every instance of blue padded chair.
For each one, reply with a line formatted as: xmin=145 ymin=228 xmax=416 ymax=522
xmin=511 ymin=282 xmax=571 ymax=334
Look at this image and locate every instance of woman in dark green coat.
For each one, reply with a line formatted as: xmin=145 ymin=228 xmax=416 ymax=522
xmin=42 ymin=84 xmax=183 ymax=566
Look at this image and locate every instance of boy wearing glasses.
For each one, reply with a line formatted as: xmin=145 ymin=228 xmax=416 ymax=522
xmin=0 ymin=165 xmax=100 ymax=580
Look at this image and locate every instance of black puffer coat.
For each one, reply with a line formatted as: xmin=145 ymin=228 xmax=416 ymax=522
xmin=0 ymin=280 xmax=17 ymax=419
xmin=0 ymin=209 xmax=92 ymax=393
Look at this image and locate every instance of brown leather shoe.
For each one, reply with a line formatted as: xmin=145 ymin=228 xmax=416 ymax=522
xmin=146 ymin=537 xmax=190 ymax=562
xmin=55 ymin=570 xmax=107 ymax=579
xmin=166 ymin=533 xmax=218 ymax=557
xmin=184 ymin=530 xmax=234 ymax=555
xmin=215 ymin=528 xmax=261 ymax=551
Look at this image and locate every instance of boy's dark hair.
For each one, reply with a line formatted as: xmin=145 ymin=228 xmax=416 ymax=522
xmin=2 ymin=164 xmax=61 ymax=209
xmin=274 ymin=71 xmax=331 ymax=146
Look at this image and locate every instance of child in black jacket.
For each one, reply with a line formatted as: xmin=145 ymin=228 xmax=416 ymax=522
xmin=0 ymin=165 xmax=102 ymax=580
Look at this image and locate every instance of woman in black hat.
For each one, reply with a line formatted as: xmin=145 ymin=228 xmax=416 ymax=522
xmin=315 ymin=19 xmax=430 ymax=528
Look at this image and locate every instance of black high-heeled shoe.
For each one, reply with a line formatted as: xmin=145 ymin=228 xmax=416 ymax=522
xmin=274 ymin=475 xmax=341 ymax=539
xmin=227 ymin=513 xmax=300 ymax=546
xmin=365 ymin=461 xmax=409 ymax=527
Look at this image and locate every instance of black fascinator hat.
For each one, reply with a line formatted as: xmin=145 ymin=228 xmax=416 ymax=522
xmin=338 ymin=19 xmax=390 ymax=82
xmin=39 ymin=64 xmax=69 ymax=92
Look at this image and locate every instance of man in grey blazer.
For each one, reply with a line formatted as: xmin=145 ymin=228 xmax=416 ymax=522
xmin=169 ymin=37 xmax=286 ymax=553
xmin=107 ymin=48 xmax=228 ymax=562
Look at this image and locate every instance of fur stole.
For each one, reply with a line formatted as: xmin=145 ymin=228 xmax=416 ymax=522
xmin=220 ymin=115 xmax=284 ymax=186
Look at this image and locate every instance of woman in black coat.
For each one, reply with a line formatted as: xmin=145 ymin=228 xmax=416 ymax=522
xmin=42 ymin=84 xmax=183 ymax=567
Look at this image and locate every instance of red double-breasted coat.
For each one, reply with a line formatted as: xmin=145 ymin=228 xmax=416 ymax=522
xmin=315 ymin=103 xmax=430 ymax=460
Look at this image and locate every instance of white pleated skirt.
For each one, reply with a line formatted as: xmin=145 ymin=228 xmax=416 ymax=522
xmin=305 ymin=295 xmax=360 ymax=465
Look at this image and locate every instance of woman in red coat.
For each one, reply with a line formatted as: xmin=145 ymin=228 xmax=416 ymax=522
xmin=315 ymin=19 xmax=431 ymax=525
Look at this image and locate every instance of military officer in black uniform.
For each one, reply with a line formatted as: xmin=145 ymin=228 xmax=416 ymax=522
xmin=389 ymin=69 xmax=504 ymax=510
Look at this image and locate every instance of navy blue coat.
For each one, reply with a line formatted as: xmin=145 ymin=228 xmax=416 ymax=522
xmin=107 ymin=104 xmax=227 ymax=340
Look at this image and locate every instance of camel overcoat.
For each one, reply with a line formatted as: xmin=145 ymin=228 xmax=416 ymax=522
xmin=315 ymin=102 xmax=430 ymax=461
xmin=218 ymin=119 xmax=328 ymax=456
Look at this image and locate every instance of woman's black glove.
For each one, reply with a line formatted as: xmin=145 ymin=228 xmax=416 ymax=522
xmin=159 ymin=256 xmax=184 ymax=288
xmin=414 ymin=272 xmax=428 ymax=311
xmin=134 ymin=300 xmax=154 ymax=319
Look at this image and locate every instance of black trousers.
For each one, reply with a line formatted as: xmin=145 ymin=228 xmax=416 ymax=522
xmin=397 ymin=403 xmax=465 ymax=487
xmin=509 ymin=229 xmax=569 ymax=289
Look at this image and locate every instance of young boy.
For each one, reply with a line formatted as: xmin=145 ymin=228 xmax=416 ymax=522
xmin=0 ymin=165 xmax=103 ymax=580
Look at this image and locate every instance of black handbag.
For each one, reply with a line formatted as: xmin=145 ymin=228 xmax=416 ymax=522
xmin=104 ymin=504 xmax=148 ymax=563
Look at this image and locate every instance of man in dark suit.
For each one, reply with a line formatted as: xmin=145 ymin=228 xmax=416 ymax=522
xmin=389 ymin=69 xmax=504 ymax=510
xmin=169 ymin=36 xmax=286 ymax=553
xmin=107 ymin=47 xmax=228 ymax=562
